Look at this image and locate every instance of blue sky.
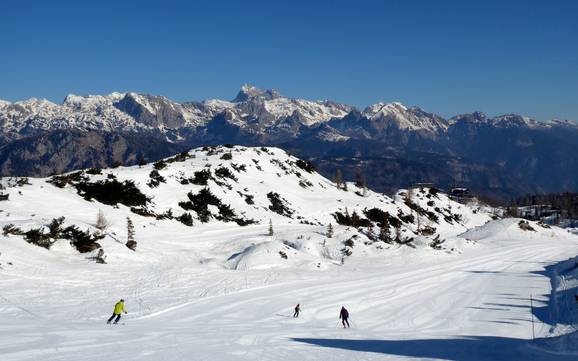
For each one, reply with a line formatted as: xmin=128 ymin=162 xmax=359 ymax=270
xmin=0 ymin=0 xmax=577 ymax=120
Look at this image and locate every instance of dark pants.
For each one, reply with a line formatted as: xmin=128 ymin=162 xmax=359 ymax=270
xmin=293 ymin=310 xmax=300 ymax=318
xmin=341 ymin=318 xmax=350 ymax=328
xmin=107 ymin=313 xmax=121 ymax=324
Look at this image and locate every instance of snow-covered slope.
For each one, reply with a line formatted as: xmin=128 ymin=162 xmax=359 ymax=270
xmin=363 ymin=102 xmax=448 ymax=132
xmin=1 ymin=146 xmax=577 ymax=360
xmin=0 ymin=145 xmax=490 ymax=269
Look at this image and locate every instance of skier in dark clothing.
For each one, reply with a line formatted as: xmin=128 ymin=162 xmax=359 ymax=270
xmin=107 ymin=299 xmax=127 ymax=324
xmin=293 ymin=304 xmax=301 ymax=318
xmin=339 ymin=306 xmax=350 ymax=328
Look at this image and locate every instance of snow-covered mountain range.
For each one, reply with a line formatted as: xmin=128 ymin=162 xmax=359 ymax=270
xmin=3 ymin=84 xmax=574 ymax=142
xmin=1 ymin=85 xmax=578 ymax=198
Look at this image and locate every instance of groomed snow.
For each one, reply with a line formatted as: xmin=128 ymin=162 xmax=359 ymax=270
xmin=0 ymin=146 xmax=577 ymax=360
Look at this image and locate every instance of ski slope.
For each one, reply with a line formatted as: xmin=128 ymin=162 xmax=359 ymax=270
xmin=1 ymin=219 xmax=577 ymax=360
xmin=0 ymin=146 xmax=577 ymax=360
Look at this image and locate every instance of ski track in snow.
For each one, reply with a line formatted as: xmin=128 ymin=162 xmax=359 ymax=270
xmin=0 ymin=146 xmax=576 ymax=360
xmin=1 ymin=230 xmax=577 ymax=360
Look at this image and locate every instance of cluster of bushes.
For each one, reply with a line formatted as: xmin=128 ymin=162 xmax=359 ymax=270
xmin=129 ymin=206 xmax=193 ymax=227
xmin=191 ymin=169 xmax=211 ymax=185
xmin=3 ymin=217 xmax=105 ymax=254
xmin=404 ymin=200 xmax=439 ymax=223
xmin=333 ymin=209 xmax=371 ymax=228
xmin=176 ymin=212 xmax=194 ymax=226
xmin=518 ymin=220 xmax=536 ymax=232
xmin=166 ymin=151 xmax=190 ymax=163
xmin=76 ymin=179 xmax=149 ymax=207
xmin=231 ymin=163 xmax=247 ymax=172
xmin=147 ymin=170 xmax=166 ymax=188
xmin=429 ymin=235 xmax=445 ymax=250
xmin=214 ymin=167 xmax=238 ymax=182
xmin=49 ymin=171 xmax=88 ymax=188
xmin=267 ymin=192 xmax=294 ymax=217
xmin=299 ymin=179 xmax=313 ymax=188
xmin=295 ymin=159 xmax=315 ymax=173
xmin=153 ymin=159 xmax=168 ymax=170
xmin=179 ymin=188 xmax=255 ymax=225
xmin=364 ymin=208 xmax=403 ymax=228
xmin=86 ymin=167 xmax=102 ymax=175
xmin=418 ymin=225 xmax=437 ymax=236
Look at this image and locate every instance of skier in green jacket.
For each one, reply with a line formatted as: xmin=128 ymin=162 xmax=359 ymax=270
xmin=107 ymin=299 xmax=127 ymax=324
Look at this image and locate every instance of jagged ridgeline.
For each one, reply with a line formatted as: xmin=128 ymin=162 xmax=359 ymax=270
xmin=0 ymin=145 xmax=491 ymax=268
xmin=1 ymin=85 xmax=578 ymax=199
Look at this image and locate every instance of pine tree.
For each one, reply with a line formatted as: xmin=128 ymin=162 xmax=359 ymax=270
xmin=126 ymin=217 xmax=137 ymax=251
xmin=394 ymin=226 xmax=402 ymax=243
xmin=326 ymin=223 xmax=334 ymax=238
xmin=268 ymin=219 xmax=274 ymax=236
xmin=95 ymin=209 xmax=110 ymax=231
xmin=379 ymin=223 xmax=391 ymax=243
xmin=355 ymin=169 xmax=365 ymax=189
xmin=405 ymin=187 xmax=414 ymax=204
xmin=366 ymin=223 xmax=374 ymax=240
xmin=334 ymin=169 xmax=343 ymax=189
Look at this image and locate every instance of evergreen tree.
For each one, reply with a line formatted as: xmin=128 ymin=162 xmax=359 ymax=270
xmin=326 ymin=223 xmax=334 ymax=238
xmin=334 ymin=169 xmax=343 ymax=189
xmin=95 ymin=209 xmax=110 ymax=231
xmin=126 ymin=217 xmax=137 ymax=251
xmin=355 ymin=169 xmax=365 ymax=189
xmin=268 ymin=219 xmax=274 ymax=236
xmin=379 ymin=223 xmax=391 ymax=243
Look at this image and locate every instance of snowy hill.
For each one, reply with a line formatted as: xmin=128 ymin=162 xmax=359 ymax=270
xmin=0 ymin=145 xmax=490 ymax=269
xmin=1 ymin=146 xmax=578 ymax=360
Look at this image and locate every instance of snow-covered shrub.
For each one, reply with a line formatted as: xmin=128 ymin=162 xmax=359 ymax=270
xmin=48 ymin=171 xmax=87 ymax=188
xmin=364 ymin=208 xmax=402 ymax=228
xmin=177 ymin=212 xmax=194 ymax=226
xmin=3 ymin=224 xmax=24 ymax=237
xmin=75 ymin=179 xmax=149 ymax=207
xmin=191 ymin=169 xmax=211 ymax=185
xmin=166 ymin=151 xmax=189 ymax=163
xmin=130 ymin=206 xmax=156 ymax=217
xmin=518 ymin=220 xmax=536 ymax=232
xmin=404 ymin=200 xmax=438 ymax=223
xmin=295 ymin=159 xmax=315 ymax=173
xmin=61 ymin=225 xmax=105 ymax=253
xmin=153 ymin=159 xmax=167 ymax=170
xmin=231 ymin=163 xmax=247 ymax=172
xmin=86 ymin=167 xmax=102 ymax=175
xmin=214 ymin=167 xmax=237 ymax=182
xmin=429 ymin=235 xmax=444 ymax=250
xmin=179 ymin=188 xmax=221 ymax=222
xmin=419 ymin=225 xmax=437 ymax=236
xmin=267 ymin=192 xmax=294 ymax=217
xmin=333 ymin=209 xmax=371 ymax=227
xmin=95 ymin=210 xmax=110 ymax=231
xmin=147 ymin=169 xmax=166 ymax=188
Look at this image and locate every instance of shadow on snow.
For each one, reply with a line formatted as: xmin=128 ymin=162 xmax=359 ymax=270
xmin=292 ymin=334 xmax=578 ymax=361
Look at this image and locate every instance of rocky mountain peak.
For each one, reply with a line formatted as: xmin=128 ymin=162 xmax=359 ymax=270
xmin=233 ymin=84 xmax=283 ymax=102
